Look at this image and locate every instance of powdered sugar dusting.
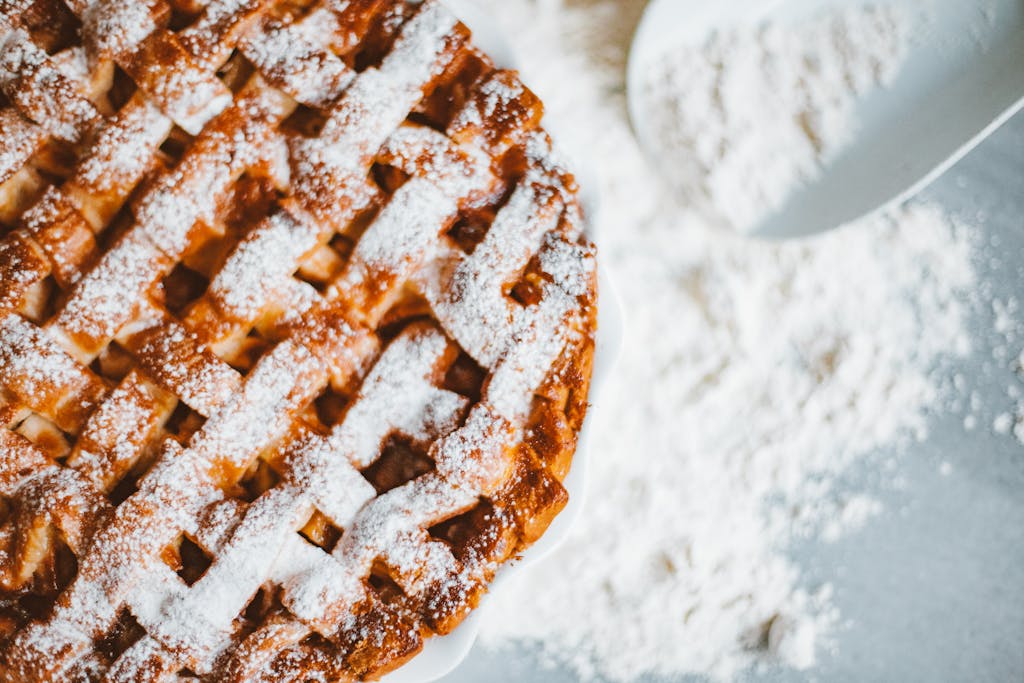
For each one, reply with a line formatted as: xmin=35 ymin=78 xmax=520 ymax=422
xmin=0 ymin=28 xmax=100 ymax=142
xmin=0 ymin=0 xmax=597 ymax=678
xmin=132 ymin=321 xmax=243 ymax=417
xmin=68 ymin=373 xmax=170 ymax=491
xmin=181 ymin=0 xmax=261 ymax=67
xmin=81 ymin=0 xmax=158 ymax=60
xmin=331 ymin=326 xmax=468 ymax=468
xmin=421 ymin=182 xmax=561 ymax=367
xmin=146 ymin=59 xmax=232 ymax=136
xmin=54 ymin=232 xmax=166 ymax=350
xmin=134 ymin=151 xmax=228 ymax=257
xmin=74 ymin=98 xmax=172 ymax=201
xmin=209 ymin=211 xmax=319 ymax=321
xmin=347 ymin=182 xmax=453 ymax=273
xmin=291 ymin=0 xmax=462 ymax=196
xmin=432 ymin=404 xmax=515 ymax=495
xmin=0 ymin=313 xmax=102 ymax=415
xmin=0 ymin=108 xmax=44 ymax=184
xmin=240 ymin=18 xmax=355 ymax=107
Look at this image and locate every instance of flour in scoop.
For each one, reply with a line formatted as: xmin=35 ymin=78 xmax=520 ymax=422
xmin=641 ymin=4 xmax=913 ymax=233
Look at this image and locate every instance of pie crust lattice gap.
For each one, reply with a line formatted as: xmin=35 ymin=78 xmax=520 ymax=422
xmin=0 ymin=0 xmax=597 ymax=680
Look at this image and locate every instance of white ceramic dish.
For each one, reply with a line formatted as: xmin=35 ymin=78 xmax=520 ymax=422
xmin=627 ymin=0 xmax=1024 ymax=238
xmin=381 ymin=3 xmax=624 ymax=682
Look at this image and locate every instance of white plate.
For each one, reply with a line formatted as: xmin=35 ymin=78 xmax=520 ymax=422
xmin=381 ymin=3 xmax=623 ymax=682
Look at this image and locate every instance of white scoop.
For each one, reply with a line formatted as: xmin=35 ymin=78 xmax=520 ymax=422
xmin=627 ymin=0 xmax=1024 ymax=239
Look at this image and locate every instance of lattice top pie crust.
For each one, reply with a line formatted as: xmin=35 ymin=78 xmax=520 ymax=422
xmin=0 ymin=0 xmax=597 ymax=680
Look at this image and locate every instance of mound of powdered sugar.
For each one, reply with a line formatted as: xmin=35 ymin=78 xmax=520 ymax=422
xmin=465 ymin=0 xmax=989 ymax=680
xmin=640 ymin=5 xmax=912 ymax=233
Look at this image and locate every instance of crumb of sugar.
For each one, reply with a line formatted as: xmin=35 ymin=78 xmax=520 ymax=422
xmin=81 ymin=0 xmax=157 ymax=58
xmin=821 ymin=496 xmax=884 ymax=544
xmin=993 ymin=412 xmax=1014 ymax=435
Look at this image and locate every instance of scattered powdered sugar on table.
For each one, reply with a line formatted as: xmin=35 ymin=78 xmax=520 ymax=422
xmin=481 ymin=202 xmax=975 ymax=682
xmin=956 ymin=294 xmax=1024 ymax=445
xmin=466 ymin=0 xmax=990 ymax=680
xmin=987 ymin=297 xmax=1024 ymax=444
xmin=640 ymin=4 xmax=912 ymax=233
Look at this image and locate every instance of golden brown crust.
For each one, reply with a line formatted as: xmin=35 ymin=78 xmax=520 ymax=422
xmin=0 ymin=0 xmax=597 ymax=680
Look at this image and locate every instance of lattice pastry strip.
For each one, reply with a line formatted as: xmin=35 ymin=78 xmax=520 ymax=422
xmin=67 ymin=95 xmax=174 ymax=228
xmin=238 ymin=0 xmax=361 ymax=108
xmin=0 ymin=108 xmax=46 ymax=188
xmin=122 ymin=312 xmax=244 ymax=418
xmin=0 ymin=313 xmax=108 ymax=431
xmin=186 ymin=205 xmax=326 ymax=350
xmin=0 ymin=27 xmax=102 ymax=144
xmin=0 ymin=1 xmax=598 ymax=680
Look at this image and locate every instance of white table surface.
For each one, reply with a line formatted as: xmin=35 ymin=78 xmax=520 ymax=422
xmin=443 ymin=112 xmax=1024 ymax=683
